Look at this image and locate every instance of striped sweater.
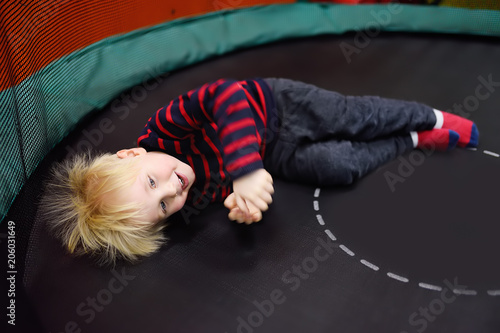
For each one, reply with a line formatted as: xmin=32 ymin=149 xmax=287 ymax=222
xmin=137 ymin=78 xmax=277 ymax=210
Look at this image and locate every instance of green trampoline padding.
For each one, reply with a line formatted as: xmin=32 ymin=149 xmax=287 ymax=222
xmin=2 ymin=3 xmax=500 ymax=220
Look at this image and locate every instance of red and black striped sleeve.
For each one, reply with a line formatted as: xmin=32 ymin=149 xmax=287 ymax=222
xmin=203 ymin=79 xmax=264 ymax=179
xmin=138 ymin=79 xmax=267 ymax=179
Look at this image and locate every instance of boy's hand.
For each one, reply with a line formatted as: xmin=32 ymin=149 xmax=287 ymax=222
xmin=227 ymin=204 xmax=262 ymax=224
xmin=224 ymin=169 xmax=274 ymax=224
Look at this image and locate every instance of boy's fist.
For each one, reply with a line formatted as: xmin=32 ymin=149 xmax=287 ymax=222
xmin=226 ymin=200 xmax=262 ymax=224
xmin=224 ymin=168 xmax=274 ymax=224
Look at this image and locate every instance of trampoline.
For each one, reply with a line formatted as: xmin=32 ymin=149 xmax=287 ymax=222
xmin=2 ymin=2 xmax=500 ymax=333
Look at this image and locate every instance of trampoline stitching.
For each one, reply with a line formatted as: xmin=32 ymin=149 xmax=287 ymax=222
xmin=387 ymin=272 xmax=410 ymax=283
xmin=453 ymin=289 xmax=478 ymax=296
xmin=487 ymin=290 xmax=500 ymax=296
xmin=418 ymin=282 xmax=443 ymax=292
xmin=483 ymin=150 xmax=500 ymax=157
xmin=360 ymin=259 xmax=379 ymax=271
xmin=313 ymin=148 xmax=500 ymax=297
xmin=324 ymin=229 xmax=336 ymax=241
xmin=339 ymin=244 xmax=355 ymax=256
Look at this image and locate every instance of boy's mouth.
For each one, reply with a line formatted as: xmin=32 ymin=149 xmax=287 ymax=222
xmin=175 ymin=172 xmax=189 ymax=191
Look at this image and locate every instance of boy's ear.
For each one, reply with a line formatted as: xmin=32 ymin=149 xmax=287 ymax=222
xmin=116 ymin=147 xmax=147 ymax=159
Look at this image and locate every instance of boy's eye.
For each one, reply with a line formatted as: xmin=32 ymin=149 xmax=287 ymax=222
xmin=149 ymin=177 xmax=167 ymax=215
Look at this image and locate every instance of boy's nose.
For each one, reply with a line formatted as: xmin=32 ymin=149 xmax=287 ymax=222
xmin=164 ymin=181 xmax=177 ymax=197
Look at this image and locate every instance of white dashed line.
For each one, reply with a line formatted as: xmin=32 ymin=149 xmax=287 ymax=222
xmin=483 ymin=150 xmax=500 ymax=157
xmin=387 ymin=272 xmax=409 ymax=283
xmin=313 ymin=148 xmax=500 ymax=296
xmin=339 ymin=244 xmax=355 ymax=256
xmin=418 ymin=282 xmax=443 ymax=292
xmin=360 ymin=259 xmax=379 ymax=271
xmin=324 ymin=229 xmax=336 ymax=241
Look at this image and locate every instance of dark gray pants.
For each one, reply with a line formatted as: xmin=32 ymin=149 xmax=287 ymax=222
xmin=263 ymin=78 xmax=436 ymax=185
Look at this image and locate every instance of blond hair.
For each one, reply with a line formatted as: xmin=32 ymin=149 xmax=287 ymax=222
xmin=41 ymin=152 xmax=167 ymax=266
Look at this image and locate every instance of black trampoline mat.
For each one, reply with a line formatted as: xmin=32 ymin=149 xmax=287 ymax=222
xmin=5 ymin=32 xmax=500 ymax=333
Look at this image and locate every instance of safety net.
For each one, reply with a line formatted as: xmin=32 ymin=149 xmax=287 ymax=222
xmin=1 ymin=0 xmax=500 ymax=224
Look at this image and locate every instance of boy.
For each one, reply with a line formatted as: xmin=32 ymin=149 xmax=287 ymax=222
xmin=43 ymin=78 xmax=478 ymax=265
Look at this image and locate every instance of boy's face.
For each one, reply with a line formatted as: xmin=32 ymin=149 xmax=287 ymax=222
xmin=116 ymin=148 xmax=195 ymax=224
